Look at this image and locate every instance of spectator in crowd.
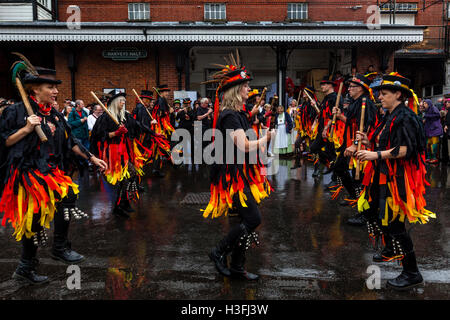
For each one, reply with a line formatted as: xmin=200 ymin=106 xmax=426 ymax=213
xmin=273 ymin=105 xmax=293 ymax=157
xmin=263 ymin=103 xmax=274 ymax=157
xmin=63 ymin=102 xmax=73 ymax=121
xmin=423 ymin=99 xmax=443 ymax=164
xmin=334 ymin=71 xmax=346 ymax=93
xmin=442 ymin=98 xmax=450 ymax=165
xmin=52 ymin=100 xmax=61 ymax=112
xmin=68 ymin=99 xmax=90 ymax=150
xmin=87 ymin=104 xmax=103 ymax=132
xmin=7 ymin=99 xmax=16 ymax=105
xmin=196 ymin=97 xmax=213 ymax=152
xmin=193 ymin=99 xmax=200 ymax=112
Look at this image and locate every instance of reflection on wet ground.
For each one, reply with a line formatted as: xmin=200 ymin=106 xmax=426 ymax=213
xmin=0 ymin=159 xmax=449 ymax=300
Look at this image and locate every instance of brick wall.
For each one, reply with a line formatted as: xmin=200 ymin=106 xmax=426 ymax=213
xmin=54 ymin=44 xmax=174 ymax=110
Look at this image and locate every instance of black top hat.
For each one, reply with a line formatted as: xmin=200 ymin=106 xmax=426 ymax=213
xmin=173 ymin=99 xmax=181 ymax=105
xmin=183 ymin=98 xmax=192 ymax=104
xmin=320 ymin=76 xmax=334 ymax=85
xmin=140 ymin=89 xmax=153 ymax=100
xmin=155 ymin=84 xmax=170 ymax=93
xmin=372 ymin=72 xmax=413 ymax=97
xmin=106 ymin=89 xmax=126 ymax=105
xmin=23 ymin=67 xmax=62 ymax=85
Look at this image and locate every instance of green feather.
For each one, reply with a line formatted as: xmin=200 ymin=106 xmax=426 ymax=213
xmin=11 ymin=61 xmax=27 ymax=85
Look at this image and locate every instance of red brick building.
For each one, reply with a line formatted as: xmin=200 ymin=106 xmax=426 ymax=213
xmin=0 ymin=0 xmax=448 ymax=105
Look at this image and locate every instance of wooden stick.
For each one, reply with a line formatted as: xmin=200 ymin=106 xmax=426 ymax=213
xmin=153 ymin=86 xmax=174 ymax=112
xmin=15 ymin=77 xmax=48 ymax=142
xmin=329 ymin=82 xmax=344 ymax=139
xmin=295 ymin=88 xmax=302 ymax=108
xmin=132 ymin=89 xmax=154 ymax=121
xmin=303 ymin=89 xmax=321 ymax=114
xmin=90 ymin=91 xmax=119 ymax=126
xmin=255 ymin=87 xmax=267 ymax=109
xmin=355 ymin=97 xmax=366 ymax=181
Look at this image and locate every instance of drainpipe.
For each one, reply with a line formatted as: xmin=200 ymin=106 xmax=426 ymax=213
xmin=68 ymin=51 xmax=77 ymax=101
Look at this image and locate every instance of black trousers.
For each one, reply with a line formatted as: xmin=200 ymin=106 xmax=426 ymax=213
xmin=333 ymin=152 xmax=356 ymax=198
xmin=362 ymin=166 xmax=413 ymax=253
xmin=310 ymin=137 xmax=335 ymax=165
xmin=223 ymin=187 xmax=262 ymax=248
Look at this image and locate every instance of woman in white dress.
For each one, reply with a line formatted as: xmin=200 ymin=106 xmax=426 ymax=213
xmin=273 ymin=105 xmax=293 ymax=155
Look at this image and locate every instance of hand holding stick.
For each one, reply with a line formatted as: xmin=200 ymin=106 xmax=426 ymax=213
xmin=90 ymin=91 xmax=119 ymax=126
xmin=303 ymin=90 xmax=321 ymax=115
xmin=132 ymin=88 xmax=155 ymax=121
xmin=15 ymin=77 xmax=48 ymax=142
xmin=355 ymin=97 xmax=366 ymax=181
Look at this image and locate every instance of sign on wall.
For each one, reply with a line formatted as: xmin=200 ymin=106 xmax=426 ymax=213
xmin=102 ymin=48 xmax=147 ymax=61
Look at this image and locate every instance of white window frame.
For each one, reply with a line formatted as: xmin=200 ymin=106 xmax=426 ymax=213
xmin=380 ymin=2 xmax=418 ymax=13
xmin=287 ymin=3 xmax=308 ymax=21
xmin=128 ymin=3 xmax=150 ymax=21
xmin=37 ymin=0 xmax=51 ymax=10
xmin=204 ymin=3 xmax=226 ymax=21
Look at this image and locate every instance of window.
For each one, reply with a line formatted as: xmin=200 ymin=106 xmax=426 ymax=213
xmin=204 ymin=3 xmax=226 ymax=21
xmin=37 ymin=0 xmax=51 ymax=10
xmin=380 ymin=2 xmax=418 ymax=13
xmin=128 ymin=3 xmax=150 ymax=21
xmin=287 ymin=3 xmax=308 ymax=20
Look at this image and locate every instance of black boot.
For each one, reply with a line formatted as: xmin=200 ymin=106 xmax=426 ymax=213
xmin=112 ymin=204 xmax=130 ymax=218
xmin=291 ymin=150 xmax=302 ymax=169
xmin=12 ymin=258 xmax=49 ymax=284
xmin=208 ymin=238 xmax=232 ymax=277
xmin=387 ymin=252 xmax=423 ymax=290
xmin=373 ymin=234 xmax=394 ymax=262
xmin=312 ymin=163 xmax=320 ymax=177
xmin=52 ymin=239 xmax=85 ymax=264
xmin=386 ymin=232 xmax=423 ymax=290
xmin=373 ymin=246 xmax=395 ymax=262
xmin=52 ymin=215 xmax=85 ymax=264
xmin=120 ymin=198 xmax=135 ymax=213
xmin=229 ymin=247 xmax=259 ymax=281
xmin=12 ymin=238 xmax=48 ymax=284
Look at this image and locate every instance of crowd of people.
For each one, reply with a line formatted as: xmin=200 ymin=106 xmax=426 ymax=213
xmin=0 ymin=51 xmax=445 ymax=292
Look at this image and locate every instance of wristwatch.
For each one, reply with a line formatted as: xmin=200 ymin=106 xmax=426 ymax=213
xmin=377 ymin=151 xmax=382 ymax=160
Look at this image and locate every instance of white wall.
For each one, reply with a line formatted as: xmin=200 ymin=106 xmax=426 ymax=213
xmin=0 ymin=4 xmax=33 ymax=22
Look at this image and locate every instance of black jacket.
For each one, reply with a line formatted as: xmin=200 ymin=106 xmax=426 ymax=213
xmin=0 ymin=99 xmax=89 ymax=196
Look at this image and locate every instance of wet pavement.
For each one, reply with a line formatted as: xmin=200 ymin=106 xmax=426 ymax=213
xmin=0 ymin=158 xmax=449 ymax=300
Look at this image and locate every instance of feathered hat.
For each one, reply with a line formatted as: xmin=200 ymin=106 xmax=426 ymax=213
xmin=202 ymin=49 xmax=253 ymax=139
xmin=10 ymin=52 xmax=61 ymax=85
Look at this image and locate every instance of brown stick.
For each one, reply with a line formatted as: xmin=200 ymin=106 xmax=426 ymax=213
xmin=132 ymin=89 xmax=154 ymax=121
xmin=15 ymin=77 xmax=48 ymax=142
xmin=355 ymin=97 xmax=366 ymax=181
xmin=90 ymin=91 xmax=120 ymax=126
xmin=329 ymin=82 xmax=344 ymax=139
xmin=303 ymin=89 xmax=321 ymax=114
